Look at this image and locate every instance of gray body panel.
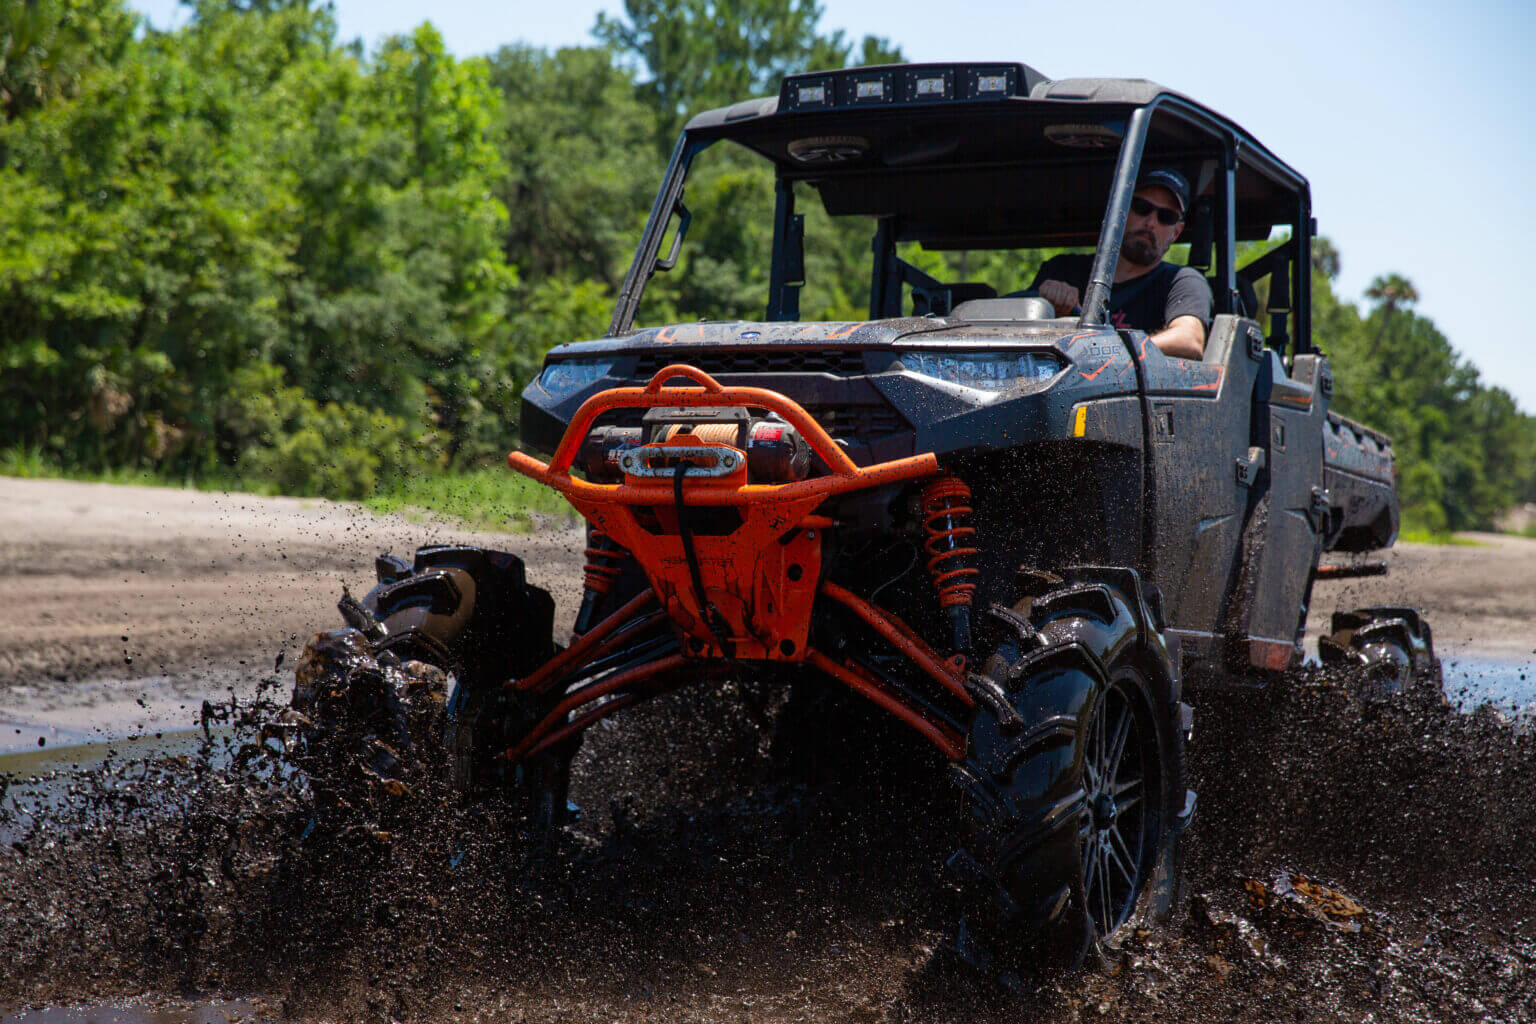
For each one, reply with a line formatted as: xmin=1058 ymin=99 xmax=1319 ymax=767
xmin=522 ymin=310 xmax=1394 ymax=677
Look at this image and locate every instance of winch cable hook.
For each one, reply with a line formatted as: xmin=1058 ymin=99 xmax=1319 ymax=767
xmin=673 ymin=460 xmax=735 ymax=659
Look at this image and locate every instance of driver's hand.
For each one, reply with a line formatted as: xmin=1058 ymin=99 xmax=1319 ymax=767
xmin=1038 ymin=279 xmax=1080 ymax=317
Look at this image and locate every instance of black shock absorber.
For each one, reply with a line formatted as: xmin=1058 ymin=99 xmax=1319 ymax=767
xmin=573 ymin=525 xmax=630 ymax=637
xmin=921 ymin=476 xmax=979 ymax=654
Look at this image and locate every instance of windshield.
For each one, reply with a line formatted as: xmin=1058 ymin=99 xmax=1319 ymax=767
xmin=613 ymin=94 xmax=1308 ymax=341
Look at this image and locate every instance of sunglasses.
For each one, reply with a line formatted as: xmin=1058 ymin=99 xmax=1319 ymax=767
xmin=1130 ymin=196 xmax=1183 ymax=226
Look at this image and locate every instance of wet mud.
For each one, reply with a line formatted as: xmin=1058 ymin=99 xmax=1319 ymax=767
xmin=2 ymin=663 xmax=1534 ymax=1023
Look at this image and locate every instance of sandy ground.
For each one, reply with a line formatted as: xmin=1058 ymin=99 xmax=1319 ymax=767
xmin=0 ymin=477 xmax=586 ymax=750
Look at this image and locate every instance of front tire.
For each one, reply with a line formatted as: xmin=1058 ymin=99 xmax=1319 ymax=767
xmin=290 ymin=545 xmax=567 ymax=827
xmin=951 ymin=571 xmax=1189 ymax=975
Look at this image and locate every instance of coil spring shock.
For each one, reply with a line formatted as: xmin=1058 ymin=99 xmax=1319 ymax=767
xmin=574 ymin=526 xmax=630 ymax=636
xmin=921 ymin=476 xmax=979 ymax=653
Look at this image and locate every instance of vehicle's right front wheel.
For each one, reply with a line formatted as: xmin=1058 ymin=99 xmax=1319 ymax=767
xmin=950 ymin=574 xmax=1190 ymax=977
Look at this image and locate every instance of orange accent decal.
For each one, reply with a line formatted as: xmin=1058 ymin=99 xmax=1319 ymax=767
xmin=1079 ymin=357 xmax=1115 ymax=380
xmin=826 ymin=321 xmax=866 ymax=340
xmin=1192 ymin=367 xmax=1223 ymax=392
xmin=655 ymin=326 xmax=677 ymax=343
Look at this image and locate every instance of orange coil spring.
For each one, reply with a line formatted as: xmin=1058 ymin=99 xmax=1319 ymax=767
xmin=583 ymin=527 xmax=630 ymax=596
xmin=921 ymin=477 xmax=979 ymax=608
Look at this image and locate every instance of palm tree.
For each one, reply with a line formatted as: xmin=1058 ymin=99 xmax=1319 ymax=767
xmin=1310 ymin=237 xmax=1341 ymax=279
xmin=1365 ymin=273 xmax=1418 ymax=358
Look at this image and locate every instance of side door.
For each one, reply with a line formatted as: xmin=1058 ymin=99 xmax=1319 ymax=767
xmin=1220 ymin=349 xmax=1332 ymax=669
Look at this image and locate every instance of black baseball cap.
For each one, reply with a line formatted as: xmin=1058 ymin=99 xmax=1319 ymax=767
xmin=1137 ymin=168 xmax=1191 ymax=214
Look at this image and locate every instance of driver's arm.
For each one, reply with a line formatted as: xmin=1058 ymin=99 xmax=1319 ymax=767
xmin=1150 ymin=315 xmax=1206 ymax=360
xmin=1154 ymin=269 xmax=1213 ymax=359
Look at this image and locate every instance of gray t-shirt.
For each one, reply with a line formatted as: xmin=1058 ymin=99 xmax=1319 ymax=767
xmin=1030 ymin=254 xmax=1213 ymax=334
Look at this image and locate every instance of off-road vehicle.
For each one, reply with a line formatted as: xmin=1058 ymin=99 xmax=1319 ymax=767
xmin=290 ymin=62 xmax=1436 ymax=971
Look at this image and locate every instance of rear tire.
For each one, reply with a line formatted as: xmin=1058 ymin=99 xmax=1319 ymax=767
xmin=951 ymin=571 xmax=1189 ymax=976
xmin=1318 ymin=605 xmax=1441 ymax=702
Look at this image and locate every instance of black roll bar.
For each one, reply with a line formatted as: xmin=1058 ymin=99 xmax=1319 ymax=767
xmin=607 ymin=134 xmax=713 ymax=337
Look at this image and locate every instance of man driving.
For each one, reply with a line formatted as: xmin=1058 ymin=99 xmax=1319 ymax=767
xmin=1031 ymin=168 xmax=1212 ymax=359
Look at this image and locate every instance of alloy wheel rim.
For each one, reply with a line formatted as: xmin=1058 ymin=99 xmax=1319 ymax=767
xmin=1078 ymin=679 xmax=1151 ymax=937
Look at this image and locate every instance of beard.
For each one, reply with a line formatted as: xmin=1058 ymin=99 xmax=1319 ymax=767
xmin=1121 ymin=231 xmax=1163 ymax=268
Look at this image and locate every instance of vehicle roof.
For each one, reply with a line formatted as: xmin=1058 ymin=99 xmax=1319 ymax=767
xmin=683 ymin=64 xmax=1308 ymax=249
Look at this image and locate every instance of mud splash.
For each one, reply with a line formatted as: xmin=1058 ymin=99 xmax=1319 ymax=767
xmin=2 ymin=666 xmax=1534 ymax=1022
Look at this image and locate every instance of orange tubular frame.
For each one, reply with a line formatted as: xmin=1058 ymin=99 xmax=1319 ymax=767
xmin=507 ymin=364 xmax=939 ymax=508
xmin=501 ymin=363 xmax=980 ymax=762
xmin=806 ymin=650 xmax=967 ymax=760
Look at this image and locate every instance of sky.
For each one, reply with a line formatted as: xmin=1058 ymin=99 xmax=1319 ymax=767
xmin=131 ymin=0 xmax=1536 ymax=412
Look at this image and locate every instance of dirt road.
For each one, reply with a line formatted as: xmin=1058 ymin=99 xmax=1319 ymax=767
xmin=0 ymin=478 xmax=587 ymax=746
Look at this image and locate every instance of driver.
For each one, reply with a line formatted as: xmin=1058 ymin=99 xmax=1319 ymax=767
xmin=1031 ymin=168 xmax=1212 ymax=360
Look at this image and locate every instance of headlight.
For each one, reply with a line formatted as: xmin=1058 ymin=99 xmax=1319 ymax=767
xmin=538 ymin=359 xmax=614 ymax=399
xmin=897 ymin=351 xmax=1064 ymax=393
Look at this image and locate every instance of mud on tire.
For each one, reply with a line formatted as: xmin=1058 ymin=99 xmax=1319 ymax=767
xmin=949 ymin=569 xmax=1192 ymax=976
xmin=289 ymin=546 xmax=567 ymax=825
xmin=1318 ymin=605 xmax=1442 ymax=702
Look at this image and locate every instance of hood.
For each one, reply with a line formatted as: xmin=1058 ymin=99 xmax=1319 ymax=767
xmin=547 ymin=317 xmax=1094 ymax=358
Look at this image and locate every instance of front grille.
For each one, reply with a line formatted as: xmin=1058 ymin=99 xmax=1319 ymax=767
xmin=634 ymin=348 xmax=865 ymax=378
xmin=612 ymin=348 xmax=909 ymax=454
xmin=803 ymin=403 xmax=908 ymax=443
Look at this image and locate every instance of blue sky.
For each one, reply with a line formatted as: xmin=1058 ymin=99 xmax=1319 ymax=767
xmin=132 ymin=0 xmax=1536 ymax=412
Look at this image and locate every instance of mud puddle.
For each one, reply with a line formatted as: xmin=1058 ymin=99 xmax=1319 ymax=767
xmin=0 ymin=727 xmax=240 ymax=845
xmin=2 ymin=668 xmax=1535 ymax=1022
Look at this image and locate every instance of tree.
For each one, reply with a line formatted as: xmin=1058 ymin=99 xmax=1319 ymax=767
xmin=1364 ymin=272 xmax=1418 ymax=356
xmin=1311 ymin=236 xmax=1341 ymax=279
xmin=0 ymin=0 xmax=135 ymax=124
xmin=594 ymin=0 xmax=901 ymax=148
xmin=489 ymin=44 xmax=658 ymax=287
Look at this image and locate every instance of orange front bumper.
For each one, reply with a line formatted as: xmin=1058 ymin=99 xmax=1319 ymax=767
xmin=508 ymin=364 xmax=940 ymax=662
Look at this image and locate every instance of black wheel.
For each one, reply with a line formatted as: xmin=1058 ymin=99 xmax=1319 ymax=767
xmin=950 ymin=570 xmax=1190 ymax=976
xmin=1318 ymin=605 xmax=1441 ymax=702
xmin=1077 ymin=667 xmax=1160 ymax=940
xmin=289 ymin=546 xmax=567 ymax=827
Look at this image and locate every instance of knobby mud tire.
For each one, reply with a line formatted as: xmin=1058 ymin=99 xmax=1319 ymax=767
xmin=1318 ymin=605 xmax=1442 ymax=702
xmin=950 ymin=571 xmax=1189 ymax=979
xmin=290 ymin=545 xmax=568 ymax=830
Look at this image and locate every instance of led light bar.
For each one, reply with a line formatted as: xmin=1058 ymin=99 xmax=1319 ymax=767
xmin=778 ymin=63 xmax=1045 ymax=112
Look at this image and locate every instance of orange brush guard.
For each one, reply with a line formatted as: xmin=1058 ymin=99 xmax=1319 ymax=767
xmin=508 ymin=364 xmax=940 ymax=661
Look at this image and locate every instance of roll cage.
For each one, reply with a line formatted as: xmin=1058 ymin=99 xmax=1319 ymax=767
xmin=607 ymin=63 xmax=1315 ymax=360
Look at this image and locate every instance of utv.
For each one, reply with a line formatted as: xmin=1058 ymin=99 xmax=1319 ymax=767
xmin=291 ymin=63 xmax=1435 ymax=971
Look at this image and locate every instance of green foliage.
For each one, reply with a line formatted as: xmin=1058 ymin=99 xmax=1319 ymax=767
xmin=0 ymin=0 xmax=519 ymax=493
xmin=1 ymin=0 xmax=1530 ymax=539
xmin=0 ymin=0 xmax=135 ymax=124
xmin=219 ymin=363 xmax=432 ymax=498
xmin=1313 ymin=253 xmax=1536 ymax=533
xmin=363 ymin=466 xmax=578 ymax=532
